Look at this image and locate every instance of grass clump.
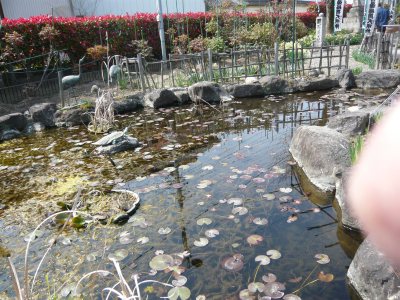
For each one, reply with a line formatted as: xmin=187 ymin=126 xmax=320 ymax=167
xmin=352 ymin=66 xmax=363 ymax=76
xmin=352 ymin=50 xmax=375 ymax=69
xmin=350 ymin=135 xmax=364 ymax=164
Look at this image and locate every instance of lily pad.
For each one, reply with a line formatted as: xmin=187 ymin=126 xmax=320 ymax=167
xmin=248 ymin=282 xmax=265 ymax=293
xmin=205 ymin=229 xmax=220 ymax=238
xmin=247 ymin=234 xmax=263 ymax=246
xmin=137 ymin=236 xmax=149 ymax=244
xmin=318 ymin=271 xmax=334 ymax=282
xmin=232 ymin=207 xmax=248 ymax=216
xmin=194 ymin=238 xmax=209 ymax=247
xmin=149 ymin=254 xmax=174 ymax=271
xmin=202 ymin=165 xmax=214 ymax=171
xmin=267 ymin=250 xmax=282 ymax=260
xmin=172 ymin=275 xmax=187 ymax=287
xmin=158 ymin=227 xmax=172 ymax=235
xmin=263 ymin=194 xmax=276 ymax=201
xmin=279 ymin=187 xmax=292 ymax=193
xmin=167 ymin=286 xmax=191 ymax=300
xmin=283 ymin=294 xmax=302 ymax=300
xmin=255 ymin=255 xmax=270 ymax=265
xmin=253 ymin=218 xmax=268 ymax=226
xmin=197 ymin=218 xmax=212 ymax=226
xmin=315 ymin=253 xmax=330 ymax=264
xmin=262 ymin=273 xmax=277 ymax=283
xmin=238 ymin=289 xmax=254 ymax=300
xmin=108 ymin=249 xmax=128 ymax=262
xmin=227 ymin=198 xmax=243 ymax=206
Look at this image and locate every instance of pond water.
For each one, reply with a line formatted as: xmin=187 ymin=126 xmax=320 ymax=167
xmin=0 ymin=92 xmax=371 ymax=299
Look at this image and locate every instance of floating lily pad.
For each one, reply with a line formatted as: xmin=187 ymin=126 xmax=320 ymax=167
xmin=239 ymin=289 xmax=253 ymax=300
xmin=253 ymin=177 xmax=265 ymax=183
xmin=196 ymin=295 xmax=206 ymax=300
xmin=267 ymin=250 xmax=282 ymax=260
xmin=248 ymin=282 xmax=265 ymax=293
xmin=137 ymin=237 xmax=149 ymax=244
xmin=221 ymin=254 xmax=244 ymax=272
xmin=108 ymin=249 xmax=128 ymax=262
xmin=263 ymin=194 xmax=276 ymax=201
xmin=318 ymin=271 xmax=334 ymax=282
xmin=287 ymin=214 xmax=298 ymax=223
xmin=232 ymin=207 xmax=248 ymax=216
xmin=232 ymin=243 xmax=240 ymax=248
xmin=255 ymin=255 xmax=270 ymax=265
xmin=279 ymin=187 xmax=292 ymax=193
xmin=205 ymin=229 xmax=220 ymax=238
xmin=264 ymin=282 xmax=285 ymax=298
xmin=158 ymin=227 xmax=172 ymax=235
xmin=194 ymin=238 xmax=209 ymax=247
xmin=202 ymin=165 xmax=214 ymax=171
xmin=253 ymin=218 xmax=268 ymax=226
xmin=315 ymin=253 xmax=330 ymax=264
xmin=172 ymin=275 xmax=187 ymax=287
xmin=283 ymin=294 xmax=302 ymax=300
xmin=167 ymin=286 xmax=191 ymax=300
xmin=197 ymin=218 xmax=212 ymax=226
xmin=149 ymin=254 xmax=174 ymax=271
xmin=262 ymin=273 xmax=277 ymax=283
xmin=227 ymin=198 xmax=243 ymax=206
xmin=247 ymin=234 xmax=263 ymax=246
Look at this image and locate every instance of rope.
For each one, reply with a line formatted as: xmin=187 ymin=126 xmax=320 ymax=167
xmin=368 ymin=84 xmax=400 ymax=125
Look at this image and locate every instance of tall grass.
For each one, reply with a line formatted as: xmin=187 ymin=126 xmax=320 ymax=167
xmin=352 ymin=50 xmax=375 ymax=69
xmin=350 ymin=135 xmax=364 ymax=164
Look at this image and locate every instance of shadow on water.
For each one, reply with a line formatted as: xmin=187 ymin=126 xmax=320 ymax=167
xmin=0 ymin=91 xmax=376 ymax=299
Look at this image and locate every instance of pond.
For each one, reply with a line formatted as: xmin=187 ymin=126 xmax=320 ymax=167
xmin=0 ymin=91 xmax=371 ymax=299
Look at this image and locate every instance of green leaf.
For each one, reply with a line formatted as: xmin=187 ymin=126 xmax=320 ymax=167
xmin=167 ymin=286 xmax=191 ymax=300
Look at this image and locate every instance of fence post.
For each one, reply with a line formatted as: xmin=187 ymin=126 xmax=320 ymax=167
xmin=274 ymin=42 xmax=279 ymax=76
xmin=57 ymin=71 xmax=64 ymax=108
xmin=137 ymin=54 xmax=146 ymax=92
xmin=207 ymin=48 xmax=213 ymax=81
xmin=375 ymin=32 xmax=383 ymax=70
xmin=345 ymin=39 xmax=350 ymax=69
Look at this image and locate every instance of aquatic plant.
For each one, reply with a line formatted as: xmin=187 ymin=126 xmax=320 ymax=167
xmin=89 ymin=90 xmax=115 ymax=133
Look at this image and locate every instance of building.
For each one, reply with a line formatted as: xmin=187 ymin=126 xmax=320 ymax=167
xmin=0 ymin=0 xmax=205 ymax=19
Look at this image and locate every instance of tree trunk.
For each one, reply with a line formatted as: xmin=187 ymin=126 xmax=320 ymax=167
xmin=326 ymin=0 xmax=335 ymax=34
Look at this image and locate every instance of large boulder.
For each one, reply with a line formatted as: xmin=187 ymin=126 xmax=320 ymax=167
xmin=297 ymin=76 xmax=339 ymax=92
xmin=0 ymin=113 xmax=27 ymax=132
xmin=347 ymin=239 xmax=400 ymax=299
xmin=1 ymin=129 xmax=21 ymax=141
xmin=188 ymin=81 xmax=232 ymax=104
xmin=259 ymin=76 xmax=298 ymax=94
xmin=225 ymin=83 xmax=265 ymax=98
xmin=54 ymin=108 xmax=92 ymax=127
xmin=336 ymin=68 xmax=356 ymax=89
xmin=326 ymin=110 xmax=370 ymax=137
xmin=29 ymin=103 xmax=57 ymax=127
xmin=143 ymin=89 xmax=179 ymax=109
xmin=289 ymin=126 xmax=351 ymax=192
xmin=355 ymin=70 xmax=400 ymax=89
xmin=114 ymin=94 xmax=143 ymax=114
xmin=169 ymin=88 xmax=192 ymax=105
xmin=334 ymin=172 xmax=361 ymax=230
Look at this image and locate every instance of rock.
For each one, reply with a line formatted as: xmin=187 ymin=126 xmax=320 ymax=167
xmin=54 ymin=108 xmax=92 ymax=127
xmin=114 ymin=94 xmax=143 ymax=114
xmin=225 ymin=83 xmax=265 ymax=98
xmin=245 ymin=77 xmax=259 ymax=84
xmin=169 ymin=88 xmax=192 ymax=105
xmin=336 ymin=68 xmax=356 ymax=89
xmin=347 ymin=239 xmax=400 ymax=299
xmin=355 ymin=70 xmax=400 ymax=89
xmin=29 ymin=103 xmax=57 ymax=127
xmin=1 ymin=129 xmax=21 ymax=141
xmin=308 ymin=68 xmax=321 ymax=77
xmin=0 ymin=113 xmax=27 ymax=132
xmin=188 ymin=81 xmax=232 ymax=104
xmin=326 ymin=110 xmax=370 ymax=137
xmin=95 ymin=136 xmax=140 ymax=155
xmin=259 ymin=76 xmax=297 ymax=94
xmin=289 ymin=126 xmax=351 ymax=192
xmin=112 ymin=213 xmax=130 ymax=225
xmin=335 ymin=172 xmax=361 ymax=230
xmin=297 ymin=76 xmax=339 ymax=92
xmin=143 ymin=89 xmax=179 ymax=109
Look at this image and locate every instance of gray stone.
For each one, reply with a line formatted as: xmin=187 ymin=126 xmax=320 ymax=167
xmin=335 ymin=172 xmax=361 ymax=230
xmin=297 ymin=76 xmax=339 ymax=92
xmin=188 ymin=81 xmax=233 ymax=104
xmin=259 ymin=76 xmax=298 ymax=94
xmin=114 ymin=94 xmax=143 ymax=114
xmin=355 ymin=70 xmax=400 ymax=89
xmin=54 ymin=108 xmax=92 ymax=127
xmin=1 ymin=129 xmax=21 ymax=141
xmin=336 ymin=68 xmax=356 ymax=89
xmin=308 ymin=69 xmax=321 ymax=77
xmin=95 ymin=136 xmax=140 ymax=155
xmin=326 ymin=110 xmax=370 ymax=137
xmin=0 ymin=113 xmax=27 ymax=132
xmin=289 ymin=126 xmax=351 ymax=192
xmin=347 ymin=239 xmax=400 ymax=300
xmin=29 ymin=103 xmax=57 ymax=127
xmin=33 ymin=122 xmax=46 ymax=132
xmin=169 ymin=88 xmax=192 ymax=105
xmin=225 ymin=83 xmax=265 ymax=98
xmin=144 ymin=89 xmax=179 ymax=109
